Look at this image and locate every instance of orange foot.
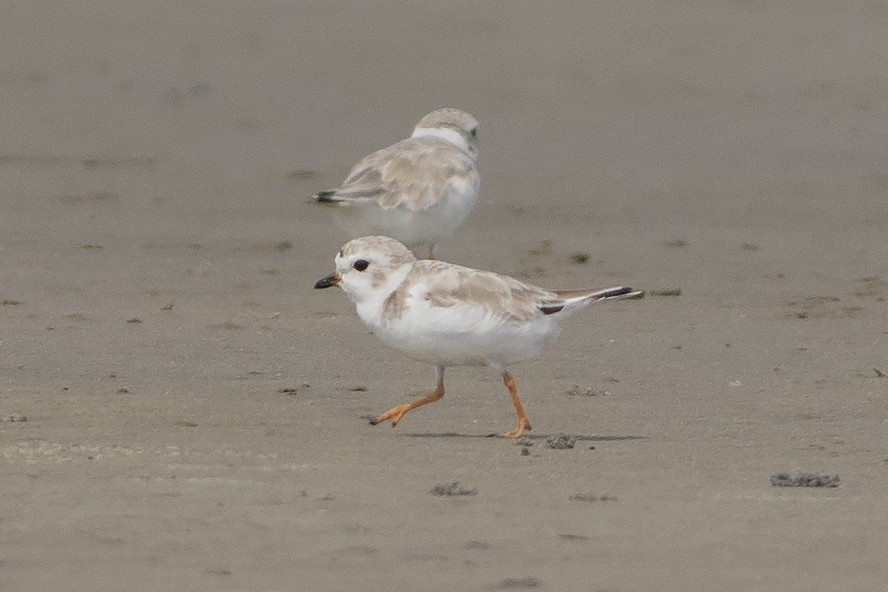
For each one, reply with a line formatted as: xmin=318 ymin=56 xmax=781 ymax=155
xmin=369 ymin=404 xmax=413 ymax=427
xmin=369 ymin=377 xmax=446 ymax=428
xmin=491 ymin=419 xmax=532 ymax=439
xmin=493 ymin=371 xmax=533 ymax=439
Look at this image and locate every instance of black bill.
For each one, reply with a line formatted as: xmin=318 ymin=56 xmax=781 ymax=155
xmin=314 ymin=273 xmax=339 ymax=289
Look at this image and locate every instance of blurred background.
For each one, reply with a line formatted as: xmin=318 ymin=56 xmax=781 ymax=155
xmin=3 ymin=1 xmax=886 ymax=267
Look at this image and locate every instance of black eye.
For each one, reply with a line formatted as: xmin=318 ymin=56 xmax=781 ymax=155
xmin=470 ymin=128 xmax=477 ymax=138
xmin=353 ymin=259 xmax=369 ymax=272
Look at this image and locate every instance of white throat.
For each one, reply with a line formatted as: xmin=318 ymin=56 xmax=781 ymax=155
xmin=351 ymin=264 xmax=413 ymax=328
xmin=411 ymin=127 xmax=471 ymax=156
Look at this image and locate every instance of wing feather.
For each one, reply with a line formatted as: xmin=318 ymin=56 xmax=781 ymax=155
xmin=408 ymin=261 xmax=561 ymax=324
xmin=318 ymin=138 xmax=477 ymax=212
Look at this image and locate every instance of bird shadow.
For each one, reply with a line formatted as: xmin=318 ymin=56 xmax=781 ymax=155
xmin=357 ymin=415 xmax=645 ymax=442
xmin=399 ymin=432 xmax=645 ymax=442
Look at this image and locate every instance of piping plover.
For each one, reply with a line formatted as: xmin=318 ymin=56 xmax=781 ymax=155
xmin=311 ymin=108 xmax=480 ymax=258
xmin=314 ymin=236 xmax=641 ymax=439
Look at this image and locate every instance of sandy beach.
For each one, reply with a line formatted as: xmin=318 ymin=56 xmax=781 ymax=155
xmin=2 ymin=2 xmax=887 ymax=590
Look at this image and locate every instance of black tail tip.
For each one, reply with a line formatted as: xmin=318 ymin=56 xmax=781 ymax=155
xmin=598 ymin=287 xmax=644 ymax=300
xmin=313 ymin=190 xmax=338 ymax=203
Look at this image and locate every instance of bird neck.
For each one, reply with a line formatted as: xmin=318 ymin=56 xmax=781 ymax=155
xmin=411 ymin=127 xmax=472 ymax=156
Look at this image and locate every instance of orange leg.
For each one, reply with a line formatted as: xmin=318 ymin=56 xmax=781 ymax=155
xmin=370 ymin=367 xmax=445 ymax=428
xmin=496 ymin=371 xmax=532 ymax=439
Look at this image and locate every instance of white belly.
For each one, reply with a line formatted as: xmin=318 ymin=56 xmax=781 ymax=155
xmin=332 ymin=181 xmax=478 ymax=248
xmin=371 ymin=307 xmax=561 ymax=368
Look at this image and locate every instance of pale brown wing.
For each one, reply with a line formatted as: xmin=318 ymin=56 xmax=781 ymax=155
xmin=409 ymin=261 xmax=561 ymax=324
xmin=326 ymin=137 xmax=477 ymax=212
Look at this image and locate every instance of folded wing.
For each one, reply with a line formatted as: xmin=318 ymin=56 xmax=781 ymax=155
xmin=313 ymin=138 xmax=478 ymax=212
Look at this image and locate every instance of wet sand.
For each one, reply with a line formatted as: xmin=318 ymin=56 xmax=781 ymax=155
xmin=2 ymin=2 xmax=887 ymax=590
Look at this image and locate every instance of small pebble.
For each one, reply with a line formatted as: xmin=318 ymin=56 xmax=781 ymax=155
xmin=565 ymin=385 xmax=605 ymax=397
xmin=545 ymin=434 xmax=576 ymax=450
xmin=430 ymin=481 xmax=477 ymax=496
xmin=1 ymin=414 xmax=27 ymax=423
xmin=770 ymin=472 xmax=840 ymax=488
xmin=569 ymin=493 xmax=617 ymax=502
xmin=492 ymin=576 xmax=542 ymax=589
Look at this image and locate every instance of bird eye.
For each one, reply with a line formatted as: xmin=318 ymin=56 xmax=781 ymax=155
xmin=470 ymin=128 xmax=477 ymax=138
xmin=353 ymin=259 xmax=369 ymax=272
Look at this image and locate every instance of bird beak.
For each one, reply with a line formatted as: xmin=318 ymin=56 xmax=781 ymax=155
xmin=314 ymin=272 xmax=340 ymax=289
